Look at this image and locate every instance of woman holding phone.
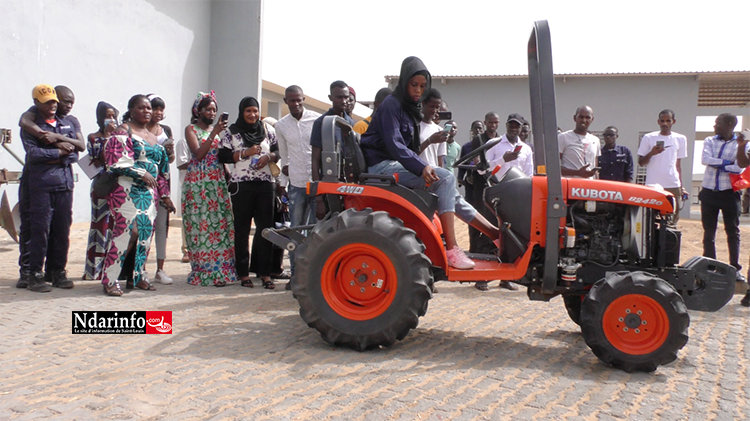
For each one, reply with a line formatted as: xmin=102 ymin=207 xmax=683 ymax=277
xmin=182 ymin=91 xmax=237 ymax=287
xmin=359 ymin=56 xmax=500 ymax=270
xmin=146 ymin=94 xmax=176 ymax=285
xmin=218 ymin=96 xmax=280 ymax=290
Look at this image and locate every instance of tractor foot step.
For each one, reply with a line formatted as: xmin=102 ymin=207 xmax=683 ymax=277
xmin=465 ymin=252 xmax=501 ymax=262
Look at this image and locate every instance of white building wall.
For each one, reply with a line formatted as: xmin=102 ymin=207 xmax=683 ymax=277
xmin=415 ymin=75 xmax=702 ymax=219
xmin=0 ymin=0 xmax=263 ymax=224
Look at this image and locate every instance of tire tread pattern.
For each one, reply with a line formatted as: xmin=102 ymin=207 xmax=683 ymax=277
xmin=293 ymin=209 xmax=433 ymax=351
xmin=580 ymin=271 xmax=690 ymax=372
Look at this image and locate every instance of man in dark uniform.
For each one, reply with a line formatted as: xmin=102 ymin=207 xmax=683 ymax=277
xmin=598 ymin=126 xmax=633 ymax=183
xmin=18 ymin=85 xmax=83 ymax=292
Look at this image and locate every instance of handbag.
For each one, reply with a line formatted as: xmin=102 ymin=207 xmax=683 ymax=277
xmin=92 ymin=171 xmax=118 ymax=197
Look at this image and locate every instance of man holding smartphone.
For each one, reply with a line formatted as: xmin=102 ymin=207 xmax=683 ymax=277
xmin=558 ymin=105 xmax=600 ymax=179
xmin=698 ymin=114 xmax=749 ymax=286
xmin=485 ymin=113 xmax=534 ymax=179
xmin=417 ymin=89 xmax=448 ymax=168
xmin=637 ymin=109 xmax=689 ymax=224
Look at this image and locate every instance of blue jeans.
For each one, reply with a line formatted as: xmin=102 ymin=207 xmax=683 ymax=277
xmin=368 ymin=160 xmax=476 ymax=223
xmin=288 ymin=184 xmax=316 ymax=275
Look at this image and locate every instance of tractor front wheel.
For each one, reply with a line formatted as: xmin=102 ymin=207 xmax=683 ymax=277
xmin=580 ymin=271 xmax=689 ymax=372
xmin=293 ymin=209 xmax=433 ymax=351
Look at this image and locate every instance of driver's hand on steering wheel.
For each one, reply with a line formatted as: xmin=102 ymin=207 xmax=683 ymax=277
xmin=422 ymin=165 xmax=439 ymax=185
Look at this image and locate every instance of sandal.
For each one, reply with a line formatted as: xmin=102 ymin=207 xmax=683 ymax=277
xmin=241 ymin=278 xmax=254 ymax=288
xmin=271 ymin=270 xmax=291 ymax=280
xmin=262 ymin=279 xmax=275 ymax=290
xmin=103 ymin=281 xmax=123 ymax=297
xmin=135 ymin=280 xmax=156 ymax=291
xmin=214 ymin=280 xmax=227 ymax=287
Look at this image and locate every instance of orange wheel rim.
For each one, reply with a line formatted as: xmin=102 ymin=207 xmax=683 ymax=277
xmin=321 ymin=243 xmax=398 ymax=321
xmin=602 ymin=294 xmax=669 ymax=355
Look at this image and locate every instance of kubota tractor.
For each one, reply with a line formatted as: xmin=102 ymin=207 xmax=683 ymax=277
xmin=263 ymin=21 xmax=736 ymax=372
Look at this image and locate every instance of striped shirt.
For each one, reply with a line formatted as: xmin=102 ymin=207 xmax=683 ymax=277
xmin=701 ymin=134 xmax=750 ymax=191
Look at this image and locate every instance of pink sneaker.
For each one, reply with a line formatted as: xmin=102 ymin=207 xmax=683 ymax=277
xmin=446 ymin=247 xmax=475 ymax=269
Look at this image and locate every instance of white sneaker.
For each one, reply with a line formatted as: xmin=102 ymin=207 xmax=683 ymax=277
xmin=155 ymin=270 xmax=173 ymax=285
xmin=446 ymin=247 xmax=475 ymax=269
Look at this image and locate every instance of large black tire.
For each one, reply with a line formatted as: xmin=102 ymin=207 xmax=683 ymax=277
xmin=580 ymin=272 xmax=689 ymax=372
xmin=563 ymin=295 xmax=583 ymax=326
xmin=293 ymin=209 xmax=433 ymax=351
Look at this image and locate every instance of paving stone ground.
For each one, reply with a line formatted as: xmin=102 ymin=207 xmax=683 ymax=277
xmin=1 ymin=218 xmax=749 ymax=420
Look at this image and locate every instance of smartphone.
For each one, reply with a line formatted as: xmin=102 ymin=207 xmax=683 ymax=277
xmin=437 ymin=111 xmax=452 ymax=121
xmin=513 ymin=144 xmax=523 ymax=153
xmin=220 ymin=112 xmax=229 ymax=122
xmin=162 ymin=137 xmax=174 ymax=146
xmin=656 ymin=140 xmax=665 ymax=148
xmin=592 ymin=167 xmax=601 ymax=172
xmin=443 ymin=123 xmax=453 ymax=133
xmin=742 ymin=128 xmax=750 ymax=139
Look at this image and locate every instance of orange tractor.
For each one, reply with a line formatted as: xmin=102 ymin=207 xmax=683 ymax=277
xmin=264 ymin=21 xmax=735 ymax=372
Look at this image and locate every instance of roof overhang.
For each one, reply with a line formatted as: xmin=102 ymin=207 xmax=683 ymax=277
xmin=384 ymin=71 xmax=750 ymax=108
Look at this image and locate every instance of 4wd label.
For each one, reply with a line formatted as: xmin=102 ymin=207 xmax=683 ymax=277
xmin=627 ymin=197 xmax=663 ymax=206
xmin=570 ymin=188 xmax=623 ymax=201
xmin=336 ymin=185 xmax=364 ymax=194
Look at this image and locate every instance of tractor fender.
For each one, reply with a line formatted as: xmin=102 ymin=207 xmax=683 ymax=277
xmin=313 ymin=182 xmax=447 ymax=270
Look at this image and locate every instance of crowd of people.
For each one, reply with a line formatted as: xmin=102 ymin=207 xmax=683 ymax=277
xmin=13 ymin=56 xmax=750 ymax=306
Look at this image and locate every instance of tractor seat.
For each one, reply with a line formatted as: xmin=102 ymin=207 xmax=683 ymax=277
xmin=359 ymin=173 xmax=439 ymax=219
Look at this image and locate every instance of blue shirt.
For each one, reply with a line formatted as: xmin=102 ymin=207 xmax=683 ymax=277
xmin=360 ymin=95 xmax=427 ymax=176
xmin=309 ymin=108 xmax=355 ymax=150
xmin=701 ymin=134 xmax=748 ymax=191
xmin=20 ymin=115 xmax=79 ymax=192
xmin=599 ymin=144 xmax=633 ymax=182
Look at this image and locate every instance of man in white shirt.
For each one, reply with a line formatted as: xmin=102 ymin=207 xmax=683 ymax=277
xmin=418 ymin=89 xmax=448 ymax=167
xmin=558 ymin=105 xmax=600 ymax=179
xmin=486 ymin=113 xmax=534 ymax=178
xmin=637 ymin=109 xmax=689 ymax=224
xmin=275 ymin=85 xmax=321 ymax=285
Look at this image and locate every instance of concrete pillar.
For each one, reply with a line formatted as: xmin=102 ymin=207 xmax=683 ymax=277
xmin=208 ymin=0 xmax=264 ymax=114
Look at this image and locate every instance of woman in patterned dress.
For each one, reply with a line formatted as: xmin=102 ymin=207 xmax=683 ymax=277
xmin=182 ymin=91 xmax=237 ymax=287
xmin=218 ymin=96 xmax=280 ymax=290
xmin=101 ymin=95 xmax=171 ymax=296
xmin=82 ymin=102 xmax=117 ymax=280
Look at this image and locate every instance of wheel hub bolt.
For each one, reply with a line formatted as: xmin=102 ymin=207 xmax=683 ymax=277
xmin=635 ymin=329 xmax=640 ymax=334
xmin=623 ymin=327 xmax=629 ymax=332
xmin=625 ymin=309 xmax=631 ymax=314
xmin=350 ymin=280 xmax=355 ymax=286
xmin=360 ymin=287 xmax=366 ymax=293
xmin=351 ymin=269 xmax=356 ymax=274
xmin=372 ymin=270 xmax=377 ymax=275
xmin=637 ymin=310 xmax=642 ymax=315
xmin=618 ymin=317 xmax=624 ymax=322
xmin=362 ymin=263 xmax=368 ymax=268
xmin=642 ymin=320 xmax=647 ymax=325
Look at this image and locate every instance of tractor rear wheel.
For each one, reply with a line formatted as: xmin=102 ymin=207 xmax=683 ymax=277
xmin=293 ymin=209 xmax=433 ymax=351
xmin=580 ymin=271 xmax=689 ymax=372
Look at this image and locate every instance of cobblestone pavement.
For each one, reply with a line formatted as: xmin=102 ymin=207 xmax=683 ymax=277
xmin=1 ymin=220 xmax=749 ymax=420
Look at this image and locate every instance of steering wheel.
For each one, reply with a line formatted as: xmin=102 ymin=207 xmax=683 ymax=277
xmin=452 ymin=137 xmax=502 ymax=170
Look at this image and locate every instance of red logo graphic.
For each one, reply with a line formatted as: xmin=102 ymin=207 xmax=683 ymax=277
xmin=145 ymin=311 xmax=173 ymax=334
